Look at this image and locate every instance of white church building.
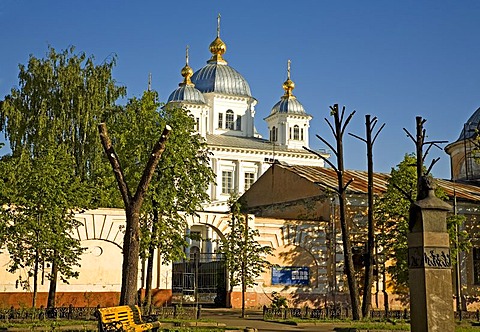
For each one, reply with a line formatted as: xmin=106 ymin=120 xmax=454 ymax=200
xmin=0 ymin=19 xmax=331 ymax=309
xmin=163 ymin=20 xmax=327 ymax=211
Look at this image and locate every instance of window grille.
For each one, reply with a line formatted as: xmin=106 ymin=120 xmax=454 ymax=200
xmin=218 ymin=113 xmax=223 ymax=128
xmin=244 ymin=172 xmax=255 ymax=191
xmin=226 ymin=110 xmax=234 ymax=129
xmin=294 ymin=125 xmax=300 ymax=140
xmin=222 ymin=170 xmax=233 ymax=194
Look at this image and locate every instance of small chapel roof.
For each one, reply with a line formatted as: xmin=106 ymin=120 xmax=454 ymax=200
xmin=167 ymin=46 xmax=206 ymax=105
xmin=267 ymin=60 xmax=310 ymax=118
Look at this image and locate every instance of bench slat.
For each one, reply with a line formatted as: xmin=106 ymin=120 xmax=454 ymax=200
xmin=97 ymin=305 xmax=160 ymax=332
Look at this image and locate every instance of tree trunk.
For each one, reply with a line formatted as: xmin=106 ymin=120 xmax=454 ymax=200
xmin=362 ymin=115 xmax=375 ymax=318
xmin=415 ymin=116 xmax=424 ymax=196
xmin=241 ymin=214 xmax=248 ymax=318
xmin=32 ymin=249 xmax=39 ymax=308
xmin=99 ymin=123 xmax=171 ymax=306
xmin=47 ymin=254 xmax=58 ymax=308
xmin=338 ymin=189 xmax=361 ymax=319
xmin=144 ymin=239 xmax=156 ymax=313
xmin=120 ymin=205 xmax=141 ymax=305
xmin=144 ymin=204 xmax=159 ymax=313
xmin=241 ymin=260 xmax=246 ymax=318
xmin=334 ymin=106 xmax=361 ymax=320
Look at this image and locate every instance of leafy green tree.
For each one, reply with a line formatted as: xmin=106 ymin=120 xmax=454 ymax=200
xmin=0 ymin=154 xmax=16 ymax=253
xmin=376 ymin=154 xmax=470 ymax=298
xmin=219 ymin=196 xmax=273 ymax=318
xmin=0 ymin=146 xmax=87 ymax=307
xmin=0 ymin=46 xmax=125 ymax=307
xmin=105 ymin=91 xmax=214 ymax=309
xmin=99 ymin=118 xmax=170 ymax=306
xmin=376 ymin=154 xmax=417 ymax=297
xmin=0 ymin=46 xmax=126 ymax=204
xmin=142 ymin=105 xmax=214 ymax=311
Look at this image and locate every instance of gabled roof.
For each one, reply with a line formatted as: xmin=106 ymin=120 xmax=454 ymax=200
xmin=280 ymin=164 xmax=480 ymax=202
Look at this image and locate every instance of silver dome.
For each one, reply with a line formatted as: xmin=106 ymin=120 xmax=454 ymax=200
xmin=192 ymin=62 xmax=252 ymax=97
xmin=457 ymin=107 xmax=480 ymax=141
xmin=270 ymin=97 xmax=307 ymax=115
xmin=167 ymin=85 xmax=206 ymax=105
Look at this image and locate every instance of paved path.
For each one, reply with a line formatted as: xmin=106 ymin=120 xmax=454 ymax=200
xmin=200 ymin=308 xmax=345 ymax=332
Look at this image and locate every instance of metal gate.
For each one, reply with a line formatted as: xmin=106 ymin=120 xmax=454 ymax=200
xmin=172 ymin=253 xmax=226 ymax=306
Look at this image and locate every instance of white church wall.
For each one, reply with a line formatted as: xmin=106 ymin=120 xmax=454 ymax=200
xmin=205 ymin=94 xmax=255 ymax=137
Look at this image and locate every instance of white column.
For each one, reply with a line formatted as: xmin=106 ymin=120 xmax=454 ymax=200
xmin=235 ymin=160 xmax=241 ymax=193
xmin=211 ymin=158 xmax=218 ymax=200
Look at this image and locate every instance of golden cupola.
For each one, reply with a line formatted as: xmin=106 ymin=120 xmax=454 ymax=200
xmin=208 ymin=14 xmax=227 ymax=64
xmin=180 ymin=46 xmax=194 ymax=86
xmin=191 ymin=14 xmax=252 ymax=97
xmin=282 ymin=60 xmax=296 ymax=99
xmin=268 ymin=60 xmax=309 ymax=116
xmin=166 ymin=46 xmax=206 ymax=105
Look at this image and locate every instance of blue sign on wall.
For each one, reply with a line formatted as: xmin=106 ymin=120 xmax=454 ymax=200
xmin=271 ymin=266 xmax=309 ymax=285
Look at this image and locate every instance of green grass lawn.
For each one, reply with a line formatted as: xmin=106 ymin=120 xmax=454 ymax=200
xmin=0 ymin=319 xmax=231 ymax=331
xmin=2 ymin=317 xmax=480 ymax=331
xmin=0 ymin=319 xmax=97 ymax=331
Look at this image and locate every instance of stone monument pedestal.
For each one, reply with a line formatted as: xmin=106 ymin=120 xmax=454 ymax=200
xmin=408 ymin=180 xmax=454 ymax=332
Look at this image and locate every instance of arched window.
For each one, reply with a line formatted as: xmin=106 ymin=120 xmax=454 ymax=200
xmin=226 ymin=110 xmax=234 ymax=129
xmin=301 ymin=128 xmax=304 ymax=140
xmin=271 ymin=126 xmax=277 ymax=142
xmin=293 ymin=125 xmax=300 ymax=140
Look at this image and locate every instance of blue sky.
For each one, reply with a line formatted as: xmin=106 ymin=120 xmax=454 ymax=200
xmin=1 ymin=1 xmax=480 ymax=179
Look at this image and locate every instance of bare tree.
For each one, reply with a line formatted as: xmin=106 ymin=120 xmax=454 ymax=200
xmin=403 ymin=116 xmax=447 ymax=197
xmin=349 ymin=114 xmax=385 ymax=318
xmin=99 ymin=123 xmax=171 ymax=305
xmin=304 ymin=104 xmax=361 ymax=320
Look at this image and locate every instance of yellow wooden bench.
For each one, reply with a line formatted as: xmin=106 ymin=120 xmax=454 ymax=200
xmin=96 ymin=305 xmax=161 ymax=332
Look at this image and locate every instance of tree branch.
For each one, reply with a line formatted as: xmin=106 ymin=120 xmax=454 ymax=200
xmin=325 ymin=117 xmax=338 ymax=140
xmin=426 ymin=157 xmax=440 ymax=175
xmin=315 ymin=134 xmax=338 ymax=157
xmin=372 ymin=123 xmax=386 ymax=145
xmin=403 ymin=128 xmax=416 ymax=143
xmin=393 ymin=183 xmax=414 ymax=204
xmin=343 ymin=177 xmax=354 ymax=191
xmin=98 ymin=123 xmax=132 ymax=207
xmin=348 ymin=132 xmax=367 ymax=143
xmin=303 ymin=146 xmax=338 ymax=171
xmin=341 ymin=110 xmax=356 ymax=136
xmin=133 ymin=125 xmax=172 ymax=207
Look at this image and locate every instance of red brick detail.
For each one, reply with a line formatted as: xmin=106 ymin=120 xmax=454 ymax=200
xmin=0 ymin=292 xmax=120 ymax=308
